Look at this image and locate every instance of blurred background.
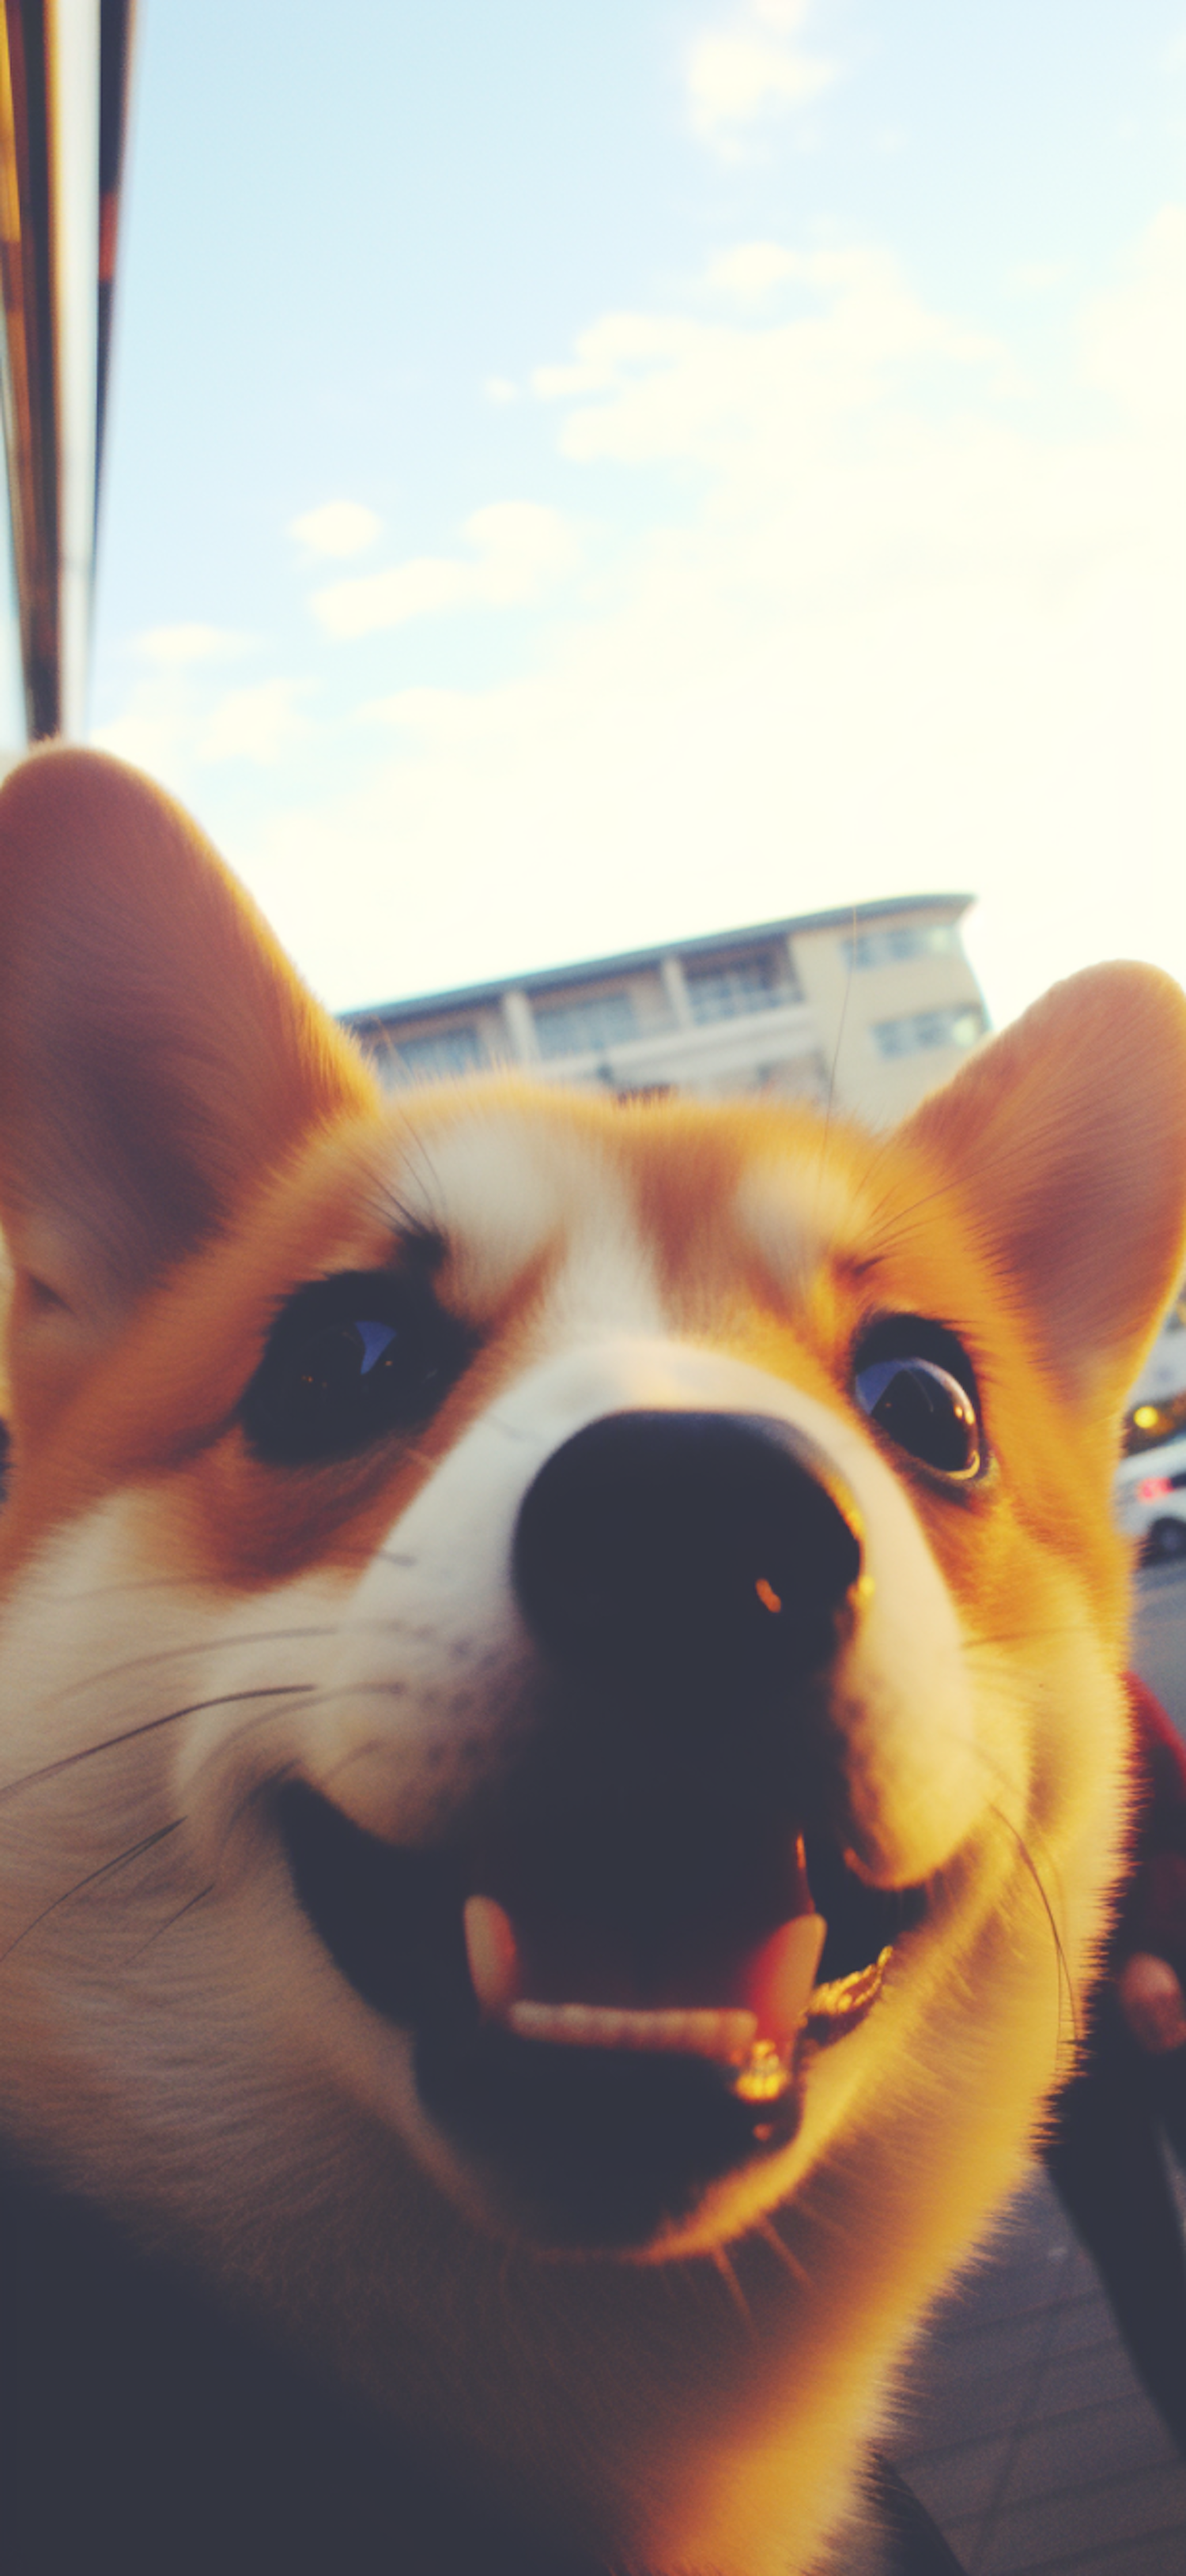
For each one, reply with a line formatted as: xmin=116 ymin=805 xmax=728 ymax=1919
xmin=1 ymin=0 xmax=1181 ymax=1035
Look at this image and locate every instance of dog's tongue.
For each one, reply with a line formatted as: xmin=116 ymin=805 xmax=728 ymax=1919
xmin=463 ymin=1895 xmax=828 ymax=2065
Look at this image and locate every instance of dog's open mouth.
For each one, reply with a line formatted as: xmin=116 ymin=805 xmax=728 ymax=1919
xmin=275 ymin=1781 xmax=925 ymax=2243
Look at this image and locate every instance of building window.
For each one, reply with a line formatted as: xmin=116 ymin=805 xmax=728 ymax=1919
xmin=753 ymin=1054 xmax=829 ymax=1100
xmin=872 ymin=1005 xmax=984 ymax=1061
xmin=397 ymin=1024 xmax=485 ymax=1080
xmin=685 ymin=952 xmax=796 ymax=1023
xmin=534 ymin=990 xmax=637 ymax=1059
xmin=842 ymin=923 xmax=959 ymax=971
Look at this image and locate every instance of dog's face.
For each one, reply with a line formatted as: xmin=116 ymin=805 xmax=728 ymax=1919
xmin=0 ymin=1072 xmax=1109 ymax=2262
xmin=36 ymin=1084 xmax=1106 ymax=2261
xmin=1 ymin=752 xmax=1185 ymax=2564
xmin=6 ymin=1092 xmax=1023 ymax=2256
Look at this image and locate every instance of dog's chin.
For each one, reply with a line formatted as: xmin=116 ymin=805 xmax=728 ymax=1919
xmin=274 ymin=1780 xmax=926 ymax=2254
xmin=412 ymin=2020 xmax=810 ymax=2250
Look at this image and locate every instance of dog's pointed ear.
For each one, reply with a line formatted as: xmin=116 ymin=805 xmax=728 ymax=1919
xmin=897 ymin=962 xmax=1186 ymax=1411
xmin=0 ymin=747 xmax=377 ymax=1353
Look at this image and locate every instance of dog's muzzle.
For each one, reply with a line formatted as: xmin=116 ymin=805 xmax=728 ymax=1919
xmin=278 ymin=1409 xmax=927 ymax=2246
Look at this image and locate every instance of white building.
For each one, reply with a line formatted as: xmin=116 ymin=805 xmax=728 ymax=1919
xmin=343 ymin=892 xmax=988 ymax=1127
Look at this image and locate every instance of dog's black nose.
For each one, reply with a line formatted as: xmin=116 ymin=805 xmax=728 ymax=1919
xmin=512 ymin=1409 xmax=863 ymax=1706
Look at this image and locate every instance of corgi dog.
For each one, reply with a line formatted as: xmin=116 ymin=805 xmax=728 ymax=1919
xmin=0 ymin=745 xmax=1184 ymax=2576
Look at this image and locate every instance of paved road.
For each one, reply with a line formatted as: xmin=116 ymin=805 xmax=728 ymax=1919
xmin=889 ymin=1556 xmax=1186 ymax=2574
xmin=1131 ymin=1557 xmax=1186 ymax=1733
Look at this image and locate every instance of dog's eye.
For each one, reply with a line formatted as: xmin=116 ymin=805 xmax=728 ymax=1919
xmin=241 ymin=1269 xmax=476 ymax=1465
xmin=852 ymin=1319 xmax=983 ymax=1481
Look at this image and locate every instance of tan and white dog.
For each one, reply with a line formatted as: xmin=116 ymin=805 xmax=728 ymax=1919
xmin=0 ymin=746 xmax=1184 ymax=2575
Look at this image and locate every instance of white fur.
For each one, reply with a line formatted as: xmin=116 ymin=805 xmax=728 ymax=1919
xmin=0 ymin=1146 xmax=1129 ymax=2575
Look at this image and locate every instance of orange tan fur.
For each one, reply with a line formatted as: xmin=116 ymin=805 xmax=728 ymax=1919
xmin=1 ymin=746 xmax=1185 ymax=2574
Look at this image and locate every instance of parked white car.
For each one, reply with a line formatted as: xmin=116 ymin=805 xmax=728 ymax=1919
xmin=1115 ymin=1431 xmax=1186 ymax=1562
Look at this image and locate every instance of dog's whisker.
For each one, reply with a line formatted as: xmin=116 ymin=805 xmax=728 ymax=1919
xmin=961 ymin=1743 xmax=1075 ymax=2021
xmin=174 ymin=1682 xmax=432 ymax=1827
xmin=754 ymin=2214 xmax=812 ymax=2290
xmin=221 ymin=1762 xmax=303 ymax=1858
xmin=962 ymin=1732 xmax=1068 ymax=1895
xmin=0 ymin=1686 xmax=315 ymax=1807
xmin=708 ymin=2244 xmax=757 ymax=2336
xmin=315 ymin=1732 xmax=404 ymax=1794
xmin=50 ymin=1627 xmax=345 ymax=1706
xmin=172 ymin=1703 xmax=319 ymax=1818
xmin=126 ymin=1879 xmax=217 ymax=1963
xmin=1 ymin=1820 xmax=185 ymax=1966
xmin=375 ymin=1145 xmax=449 ymax=1247
xmin=987 ymin=1799 xmax=1079 ymax=2055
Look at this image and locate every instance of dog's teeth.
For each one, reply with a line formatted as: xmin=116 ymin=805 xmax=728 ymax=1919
xmin=464 ymin=1895 xmax=521 ymax=2014
xmin=504 ymin=2001 xmax=759 ymax=2061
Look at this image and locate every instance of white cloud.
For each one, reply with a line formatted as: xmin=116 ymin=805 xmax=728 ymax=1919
xmin=1080 ymin=207 xmax=1186 ymax=428
xmin=534 ymin=246 xmax=1006 ymax=466
xmin=289 ymin=500 xmax=383 ymax=558
xmin=92 ymin=658 xmax=312 ymax=783
xmin=91 ymin=689 xmax=191 ymax=779
xmin=311 ymin=501 xmax=580 ymax=639
xmin=200 ymin=678 xmax=313 ymax=764
xmin=135 ymin=622 xmax=249 ymax=666
xmin=686 ymin=2 xmax=837 ymax=152
xmin=96 ymin=216 xmax=1186 ymax=1037
xmin=703 ymin=240 xmax=803 ymax=303
xmin=92 ymin=626 xmax=254 ymax=777
xmin=357 ymin=686 xmax=462 ymax=733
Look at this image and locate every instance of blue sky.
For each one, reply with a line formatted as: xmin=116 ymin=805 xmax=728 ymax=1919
xmin=90 ymin=0 xmax=1185 ymax=1026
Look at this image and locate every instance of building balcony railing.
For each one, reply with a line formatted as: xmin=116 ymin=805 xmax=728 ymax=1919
xmin=368 ymin=990 xmax=821 ymax=1096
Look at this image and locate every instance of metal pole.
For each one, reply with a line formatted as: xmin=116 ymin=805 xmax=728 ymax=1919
xmin=0 ymin=0 xmax=134 ymax=743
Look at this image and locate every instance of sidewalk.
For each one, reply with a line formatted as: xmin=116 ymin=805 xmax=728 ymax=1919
xmin=892 ymin=2167 xmax=1186 ymax=2574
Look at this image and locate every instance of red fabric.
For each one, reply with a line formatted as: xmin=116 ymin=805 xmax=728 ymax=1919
xmin=1117 ymin=1676 xmax=1186 ymax=1978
